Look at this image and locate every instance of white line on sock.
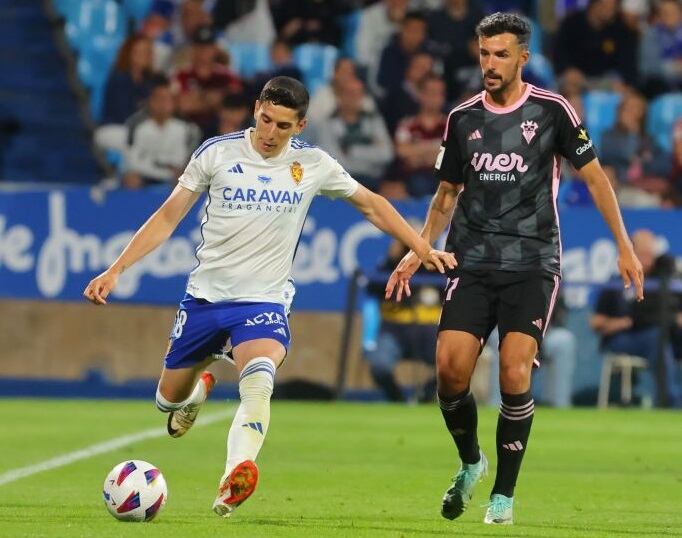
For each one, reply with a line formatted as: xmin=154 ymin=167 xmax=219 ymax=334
xmin=0 ymin=408 xmax=234 ymax=487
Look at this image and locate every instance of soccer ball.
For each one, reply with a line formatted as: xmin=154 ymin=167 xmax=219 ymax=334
xmin=102 ymin=460 xmax=167 ymax=522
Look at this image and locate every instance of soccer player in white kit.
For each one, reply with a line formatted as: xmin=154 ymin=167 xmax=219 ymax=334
xmin=83 ymin=77 xmax=456 ymax=518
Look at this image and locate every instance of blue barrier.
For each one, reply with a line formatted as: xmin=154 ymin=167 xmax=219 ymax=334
xmin=0 ymin=186 xmax=681 ymax=311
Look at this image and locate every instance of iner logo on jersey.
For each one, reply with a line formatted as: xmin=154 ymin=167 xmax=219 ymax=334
xmin=470 ymin=152 xmax=528 ymax=182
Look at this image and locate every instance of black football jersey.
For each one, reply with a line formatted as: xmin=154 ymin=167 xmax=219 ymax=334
xmin=435 ymin=84 xmax=597 ymax=276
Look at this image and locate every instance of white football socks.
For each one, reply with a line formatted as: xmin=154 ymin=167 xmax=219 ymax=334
xmin=225 ymin=357 xmax=276 ymax=475
xmin=155 ymin=375 xmax=208 ymax=412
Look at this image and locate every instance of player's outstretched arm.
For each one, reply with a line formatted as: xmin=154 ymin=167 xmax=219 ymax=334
xmin=384 ymin=181 xmax=461 ymax=301
xmin=577 ymin=159 xmax=644 ymax=301
xmin=347 ymin=184 xmax=456 ymax=274
xmin=83 ymin=184 xmax=202 ymax=305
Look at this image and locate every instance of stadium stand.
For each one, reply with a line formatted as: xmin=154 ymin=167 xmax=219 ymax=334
xmin=0 ymin=0 xmax=99 ymax=183
xmin=1 ymin=0 xmax=681 ymax=407
xmin=647 ymin=93 xmax=682 ymax=154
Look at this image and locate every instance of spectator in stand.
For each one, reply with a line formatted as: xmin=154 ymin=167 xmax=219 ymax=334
xmin=140 ymin=0 xmax=213 ymax=73
xmin=364 ymin=239 xmax=440 ymax=403
xmin=640 ymin=0 xmax=682 ymax=97
xmin=426 ymin=0 xmax=483 ymax=100
xmin=307 ymin=57 xmax=377 ymax=126
xmin=377 ymin=11 xmax=428 ymax=98
xmin=176 ymin=0 xmax=213 ymax=48
xmin=122 ymin=76 xmax=201 ymax=189
xmin=215 ymin=93 xmax=252 ymax=137
xmin=673 ymin=117 xmax=682 ymax=204
xmin=600 ymin=92 xmax=671 ymax=207
xmin=172 ymin=25 xmax=243 ymax=135
xmin=139 ymin=0 xmax=177 ymax=72
xmin=247 ymin=39 xmax=304 ymax=100
xmin=314 ymin=78 xmax=394 ymax=192
xmin=270 ymin=0 xmax=347 ymax=47
xmin=591 ymin=229 xmax=682 ymax=408
xmin=213 ymin=0 xmax=276 ymax=46
xmin=391 ymin=75 xmax=448 ymax=198
xmin=167 ymin=0 xmax=216 ymax=71
xmin=554 ymin=0 xmax=638 ymax=87
xmin=95 ymin=36 xmax=156 ymax=159
xmin=621 ymin=0 xmax=650 ymax=28
xmin=557 ymin=67 xmax=588 ymax=101
xmin=381 ymin=51 xmax=434 ymax=135
xmin=102 ymin=36 xmax=155 ymax=125
xmin=355 ymin=0 xmax=410 ymax=96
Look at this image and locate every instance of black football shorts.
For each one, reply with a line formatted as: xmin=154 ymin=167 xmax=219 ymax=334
xmin=438 ymin=267 xmax=560 ymax=349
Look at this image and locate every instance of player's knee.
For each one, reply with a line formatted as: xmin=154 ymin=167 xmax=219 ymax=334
xmin=499 ymin=362 xmax=532 ymax=392
xmin=436 ymin=354 xmax=471 ymax=393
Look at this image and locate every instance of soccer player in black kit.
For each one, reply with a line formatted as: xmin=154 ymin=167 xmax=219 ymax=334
xmin=385 ymin=13 xmax=644 ymax=525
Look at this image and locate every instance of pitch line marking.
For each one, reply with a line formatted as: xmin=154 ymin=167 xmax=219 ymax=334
xmin=0 ymin=409 xmax=233 ymax=487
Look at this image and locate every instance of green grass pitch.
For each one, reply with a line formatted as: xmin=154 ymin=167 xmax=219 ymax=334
xmin=0 ymin=399 xmax=680 ymax=537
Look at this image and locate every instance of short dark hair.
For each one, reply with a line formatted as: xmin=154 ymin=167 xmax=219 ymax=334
xmin=258 ymin=76 xmax=309 ymax=119
xmin=149 ymin=73 xmax=170 ymax=91
xmin=403 ymin=11 xmax=427 ymax=25
xmin=475 ymin=12 xmax=531 ymax=47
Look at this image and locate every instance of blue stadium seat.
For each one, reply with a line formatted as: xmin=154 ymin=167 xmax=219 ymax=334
xmin=528 ymin=18 xmax=543 ymax=55
xmin=582 ymin=90 xmax=621 ymax=151
xmin=225 ymin=42 xmax=272 ymax=79
xmin=53 ymin=0 xmax=82 ymax=20
xmin=65 ymin=0 xmax=126 ymax=52
xmin=339 ymin=9 xmax=361 ymax=59
xmin=361 ymin=296 xmax=381 ymax=353
xmin=293 ymin=44 xmax=339 ymax=96
xmin=122 ymin=0 xmax=153 ymax=23
xmin=525 ymin=53 xmax=555 ymax=89
xmin=77 ymin=34 xmax=123 ymax=120
xmin=646 ymin=93 xmax=682 ymax=154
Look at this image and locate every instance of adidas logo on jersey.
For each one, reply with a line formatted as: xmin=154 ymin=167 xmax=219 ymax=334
xmin=468 ymin=129 xmax=482 ymax=140
xmin=532 ymin=318 xmax=543 ymax=330
xmin=228 ymin=163 xmax=244 ymax=174
xmin=273 ymin=327 xmax=287 ymax=337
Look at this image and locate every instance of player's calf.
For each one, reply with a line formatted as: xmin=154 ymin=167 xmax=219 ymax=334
xmin=160 ymin=371 xmax=216 ymax=438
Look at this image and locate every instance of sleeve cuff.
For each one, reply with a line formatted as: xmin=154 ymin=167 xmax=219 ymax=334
xmin=177 ymin=174 xmax=206 ymax=192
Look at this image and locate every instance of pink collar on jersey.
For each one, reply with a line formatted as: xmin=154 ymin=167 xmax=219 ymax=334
xmin=481 ymin=83 xmax=533 ymax=114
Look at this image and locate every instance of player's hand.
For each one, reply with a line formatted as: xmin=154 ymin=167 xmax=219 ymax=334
xmin=83 ymin=268 xmax=120 ymax=305
xmin=617 ymin=245 xmax=644 ymax=301
xmin=416 ymin=246 xmax=457 ymax=274
xmin=385 ymin=250 xmax=421 ymax=302
xmin=385 ymin=248 xmax=456 ymax=302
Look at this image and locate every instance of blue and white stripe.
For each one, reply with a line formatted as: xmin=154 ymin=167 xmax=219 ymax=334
xmin=290 ymin=137 xmax=315 ymax=150
xmin=155 ymin=400 xmax=176 ymax=412
xmin=192 ymin=130 xmax=245 ymax=159
xmin=239 ymin=359 xmax=276 ymax=381
xmin=190 ymin=190 xmax=212 ymax=273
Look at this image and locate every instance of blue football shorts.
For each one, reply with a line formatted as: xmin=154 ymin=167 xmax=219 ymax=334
xmin=164 ymin=294 xmax=291 ymax=370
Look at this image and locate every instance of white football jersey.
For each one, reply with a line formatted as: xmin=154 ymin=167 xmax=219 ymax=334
xmin=178 ymin=128 xmax=359 ymax=304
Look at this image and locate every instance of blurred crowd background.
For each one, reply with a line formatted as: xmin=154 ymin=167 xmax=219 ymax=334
xmin=1 ymin=0 xmax=681 ymax=408
xmin=1 ymin=0 xmax=681 ymax=205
